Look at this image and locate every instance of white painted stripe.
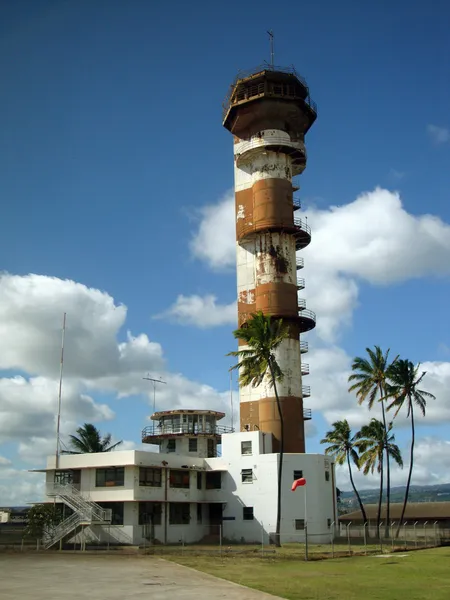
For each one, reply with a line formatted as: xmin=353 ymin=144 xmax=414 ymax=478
xmin=234 ymin=129 xmax=305 ymax=157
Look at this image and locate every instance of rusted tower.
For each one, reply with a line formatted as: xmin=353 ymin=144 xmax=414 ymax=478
xmin=223 ymin=65 xmax=317 ymax=453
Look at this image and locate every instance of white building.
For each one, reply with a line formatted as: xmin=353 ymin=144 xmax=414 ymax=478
xmin=37 ymin=409 xmax=337 ymax=548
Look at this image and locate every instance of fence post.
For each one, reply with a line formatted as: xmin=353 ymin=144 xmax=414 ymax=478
xmin=363 ymin=522 xmax=367 ymax=555
xmin=423 ymin=522 xmax=428 ymax=548
xmin=390 ymin=522 xmax=395 ymax=550
xmin=414 ymin=521 xmax=418 ymax=549
xmin=346 ymin=522 xmax=352 ymax=556
xmin=379 ymin=522 xmax=383 ymax=553
xmin=434 ymin=522 xmax=438 ymax=547
xmin=403 ymin=522 xmax=408 ymax=550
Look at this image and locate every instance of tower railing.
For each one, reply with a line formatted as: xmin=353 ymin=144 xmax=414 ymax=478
xmin=296 ymin=257 xmax=304 ymax=270
xmin=142 ymin=423 xmax=234 ymax=441
xmin=301 ymin=363 xmax=310 ymax=375
xmin=223 ymin=63 xmax=317 ymax=117
xmin=300 ymin=341 xmax=309 ymax=353
xmin=297 ymin=277 xmax=305 ymax=290
xmin=293 ymin=217 xmax=311 ymax=236
xmin=293 ymin=197 xmax=301 ymax=210
xmin=302 ymin=385 xmax=311 ymax=397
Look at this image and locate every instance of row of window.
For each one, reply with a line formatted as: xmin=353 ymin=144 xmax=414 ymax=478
xmin=240 ymin=468 xmax=330 ymax=484
xmin=166 ymin=438 xmax=216 ymax=457
xmin=95 ymin=467 xmax=222 ymax=489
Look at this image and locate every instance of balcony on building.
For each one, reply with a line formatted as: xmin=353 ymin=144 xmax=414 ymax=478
xmin=142 ymin=409 xmax=234 ymax=445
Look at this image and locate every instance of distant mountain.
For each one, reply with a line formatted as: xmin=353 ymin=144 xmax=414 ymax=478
xmin=339 ymin=483 xmax=450 ymax=510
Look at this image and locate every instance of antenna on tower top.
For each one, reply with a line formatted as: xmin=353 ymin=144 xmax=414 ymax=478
xmin=267 ymin=30 xmax=274 ymax=68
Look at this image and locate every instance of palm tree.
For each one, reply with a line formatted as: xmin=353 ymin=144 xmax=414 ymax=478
xmin=64 ymin=423 xmax=123 ymax=454
xmin=348 ymin=346 xmax=398 ymax=529
xmin=228 ymin=311 xmax=289 ymax=547
xmin=386 ymin=359 xmax=435 ymax=535
xmin=320 ymin=420 xmax=368 ymax=524
xmin=357 ymin=418 xmax=403 ymax=533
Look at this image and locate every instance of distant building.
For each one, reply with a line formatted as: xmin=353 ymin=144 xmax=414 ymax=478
xmin=36 ymin=409 xmax=336 ymax=548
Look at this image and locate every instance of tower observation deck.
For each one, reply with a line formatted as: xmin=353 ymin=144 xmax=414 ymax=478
xmin=223 ymin=65 xmax=317 ymax=453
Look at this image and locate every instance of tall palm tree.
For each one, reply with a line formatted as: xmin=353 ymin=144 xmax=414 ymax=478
xmin=228 ymin=311 xmax=289 ymax=547
xmin=386 ymin=359 xmax=435 ymax=535
xmin=64 ymin=423 xmax=123 ymax=454
xmin=357 ymin=418 xmax=403 ymax=532
xmin=348 ymin=346 xmax=398 ymax=529
xmin=320 ymin=420 xmax=368 ymax=524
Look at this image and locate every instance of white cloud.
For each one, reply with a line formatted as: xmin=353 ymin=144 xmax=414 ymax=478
xmin=189 ymin=187 xmax=450 ymax=341
xmin=190 ymin=191 xmax=235 ymax=270
xmin=427 ymin=124 xmax=450 ymax=144
xmin=0 ymin=273 xmax=164 ymax=379
xmin=337 ymin=436 xmax=450 ymax=491
xmin=388 ymin=168 xmax=406 ymax=181
xmin=155 ymin=294 xmax=237 ymax=328
xmin=0 ymin=456 xmax=11 ymax=466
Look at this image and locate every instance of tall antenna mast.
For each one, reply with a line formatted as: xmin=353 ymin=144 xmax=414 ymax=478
xmin=229 ymin=368 xmax=234 ymax=432
xmin=55 ymin=312 xmax=67 ymax=469
xmin=267 ymin=30 xmax=274 ymax=68
xmin=143 ymin=375 xmax=167 ymax=413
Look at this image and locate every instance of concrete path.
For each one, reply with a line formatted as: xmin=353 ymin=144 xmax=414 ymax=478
xmin=1 ymin=553 xmax=284 ymax=599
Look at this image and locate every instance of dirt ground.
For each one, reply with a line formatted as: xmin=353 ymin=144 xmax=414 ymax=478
xmin=0 ymin=553 xmax=283 ymax=599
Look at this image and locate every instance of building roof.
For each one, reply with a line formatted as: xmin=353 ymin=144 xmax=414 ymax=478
xmin=339 ymin=502 xmax=450 ymax=522
xmin=151 ymin=409 xmax=225 ymax=421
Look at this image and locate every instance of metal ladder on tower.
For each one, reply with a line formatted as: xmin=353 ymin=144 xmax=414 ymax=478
xmin=44 ymin=483 xmax=112 ymax=549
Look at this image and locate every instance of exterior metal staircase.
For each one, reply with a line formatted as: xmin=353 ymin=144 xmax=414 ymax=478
xmin=44 ymin=483 xmax=112 ymax=549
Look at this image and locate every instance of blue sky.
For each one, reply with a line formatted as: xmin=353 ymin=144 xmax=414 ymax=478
xmin=0 ymin=0 xmax=449 ymax=503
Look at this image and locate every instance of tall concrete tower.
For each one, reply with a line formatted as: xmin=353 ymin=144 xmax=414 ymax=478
xmin=223 ymin=65 xmax=317 ymax=453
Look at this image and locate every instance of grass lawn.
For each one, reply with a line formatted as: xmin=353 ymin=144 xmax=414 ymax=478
xmin=167 ymin=547 xmax=450 ymax=600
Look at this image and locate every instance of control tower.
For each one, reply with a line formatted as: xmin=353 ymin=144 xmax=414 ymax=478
xmin=223 ymin=65 xmax=317 ymax=453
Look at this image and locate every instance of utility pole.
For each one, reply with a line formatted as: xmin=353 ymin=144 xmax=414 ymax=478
xmin=143 ymin=376 xmax=167 ymax=413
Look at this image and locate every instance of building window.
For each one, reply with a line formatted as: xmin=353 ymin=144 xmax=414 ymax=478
xmin=197 ymin=471 xmax=203 ymax=490
xmin=295 ymin=519 xmax=305 ymax=530
xmin=243 ymin=507 xmax=254 ymax=521
xmin=54 ymin=470 xmax=81 ymax=485
xmin=138 ymin=502 xmax=162 ymax=525
xmin=241 ymin=441 xmax=252 ymax=455
xmin=325 ymin=470 xmax=330 ymax=482
xmin=189 ymin=438 xmax=198 ymax=452
xmin=167 ymin=439 xmax=176 ymax=453
xmin=293 ymin=470 xmax=303 ymax=480
xmin=197 ymin=504 xmax=202 ymax=524
xmin=169 ymin=503 xmax=190 ymax=525
xmin=95 ymin=467 xmax=124 ymax=487
xmin=98 ymin=502 xmax=124 ymax=525
xmin=205 ymin=472 xmax=221 ymax=489
xmin=241 ymin=469 xmax=253 ymax=483
xmin=207 ymin=439 xmax=215 ymax=457
xmin=139 ymin=467 xmax=162 ymax=487
xmin=170 ymin=469 xmax=190 ymax=489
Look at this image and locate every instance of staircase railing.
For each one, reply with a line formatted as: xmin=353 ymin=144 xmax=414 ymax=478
xmin=43 ymin=512 xmax=81 ymax=549
xmin=44 ymin=483 xmax=112 ymax=549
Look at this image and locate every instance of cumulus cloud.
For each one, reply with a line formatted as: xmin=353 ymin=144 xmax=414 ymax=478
xmin=155 ymin=294 xmax=237 ymax=328
xmin=188 ymin=187 xmax=450 ymax=341
xmin=427 ymin=124 xmax=450 ymax=144
xmin=190 ymin=191 xmax=235 ymax=270
xmin=337 ymin=437 xmax=450 ymax=491
xmin=0 ymin=273 xmax=165 ymax=380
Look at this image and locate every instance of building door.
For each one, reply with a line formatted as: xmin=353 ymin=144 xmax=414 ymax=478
xmin=208 ymin=503 xmax=223 ymax=537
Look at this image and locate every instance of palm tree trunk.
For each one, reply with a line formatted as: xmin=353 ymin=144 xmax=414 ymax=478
xmin=396 ymin=397 xmax=414 ymax=538
xmin=269 ymin=360 xmax=284 ymax=548
xmin=379 ymin=383 xmax=390 ymax=536
xmin=346 ymin=450 xmax=368 ymax=524
xmin=377 ymin=454 xmax=384 ymax=538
